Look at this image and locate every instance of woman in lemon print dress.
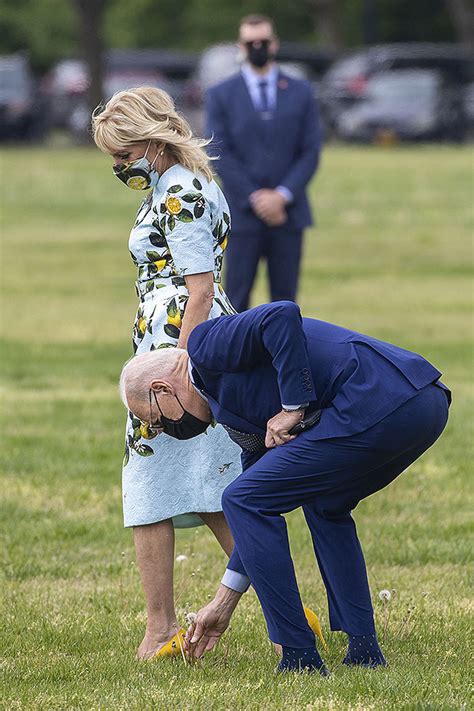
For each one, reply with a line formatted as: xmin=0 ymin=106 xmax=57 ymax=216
xmin=92 ymin=87 xmax=241 ymax=660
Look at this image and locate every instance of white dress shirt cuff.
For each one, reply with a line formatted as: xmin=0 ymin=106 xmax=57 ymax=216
xmin=221 ymin=568 xmax=251 ymax=593
xmin=275 ymin=185 xmax=294 ymax=204
xmin=282 ymin=402 xmax=309 ymax=410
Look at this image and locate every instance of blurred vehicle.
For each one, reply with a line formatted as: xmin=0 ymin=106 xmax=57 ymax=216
xmin=0 ymin=54 xmax=47 ymax=141
xmin=464 ymin=81 xmax=474 ymax=139
xmin=40 ymin=59 xmax=89 ymax=128
xmin=321 ymin=43 xmax=472 ymax=138
xmin=67 ymin=66 xmax=177 ymax=142
xmin=41 ymin=49 xmax=197 ymax=135
xmin=183 ymin=42 xmax=334 ymax=134
xmin=106 ymin=49 xmax=196 ymax=109
xmin=103 ymin=69 xmax=173 ymax=100
xmin=336 ymin=69 xmax=467 ymax=143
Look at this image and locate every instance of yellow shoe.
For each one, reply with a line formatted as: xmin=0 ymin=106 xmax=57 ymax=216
xmin=304 ymin=606 xmax=328 ymax=652
xmin=152 ymin=628 xmax=186 ymax=661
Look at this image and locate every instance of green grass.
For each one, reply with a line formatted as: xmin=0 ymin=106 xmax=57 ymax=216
xmin=1 ymin=145 xmax=473 ymax=710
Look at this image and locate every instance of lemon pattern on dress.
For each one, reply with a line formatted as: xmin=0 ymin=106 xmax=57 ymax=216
xmin=123 ymin=166 xmax=237 ymax=501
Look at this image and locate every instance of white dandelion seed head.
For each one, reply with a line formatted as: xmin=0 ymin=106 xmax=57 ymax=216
xmin=378 ymin=589 xmax=392 ymax=601
xmin=186 ymin=612 xmax=197 ymax=625
xmin=176 ymin=554 xmax=188 ymax=563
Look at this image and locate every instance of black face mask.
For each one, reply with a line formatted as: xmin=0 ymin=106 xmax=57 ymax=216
xmin=149 ymin=389 xmax=209 ymax=440
xmin=245 ymin=40 xmax=272 ymax=68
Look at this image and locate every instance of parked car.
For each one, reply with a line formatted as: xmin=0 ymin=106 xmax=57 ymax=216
xmin=336 ymin=69 xmax=468 ymax=142
xmin=321 ymin=43 xmax=472 ymax=137
xmin=40 ymin=59 xmax=89 ymax=129
xmin=182 ymin=42 xmax=334 ymax=134
xmin=67 ymin=66 xmax=177 ymax=142
xmin=41 ymin=49 xmax=197 ymax=133
xmin=106 ymin=49 xmax=196 ymax=110
xmin=0 ymin=54 xmax=47 ymax=140
xmin=464 ymin=81 xmax=474 ymax=139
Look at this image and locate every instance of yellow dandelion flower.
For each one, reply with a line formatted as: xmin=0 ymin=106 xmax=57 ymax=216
xmin=137 ymin=317 xmax=147 ymax=334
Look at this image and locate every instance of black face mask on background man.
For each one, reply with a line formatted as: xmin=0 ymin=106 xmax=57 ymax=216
xmin=245 ymin=40 xmax=273 ymax=69
xmin=149 ymin=390 xmax=209 ymax=440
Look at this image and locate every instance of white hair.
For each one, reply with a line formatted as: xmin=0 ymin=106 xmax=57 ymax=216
xmin=119 ymin=348 xmax=186 ymax=409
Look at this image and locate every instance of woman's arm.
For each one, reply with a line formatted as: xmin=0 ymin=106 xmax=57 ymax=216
xmin=177 ymin=271 xmax=215 ymax=349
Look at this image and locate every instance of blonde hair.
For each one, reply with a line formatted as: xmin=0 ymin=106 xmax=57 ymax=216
xmin=92 ymin=86 xmax=215 ymax=182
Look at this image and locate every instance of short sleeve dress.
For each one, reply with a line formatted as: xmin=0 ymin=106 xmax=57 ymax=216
xmin=123 ymin=164 xmax=241 ymax=529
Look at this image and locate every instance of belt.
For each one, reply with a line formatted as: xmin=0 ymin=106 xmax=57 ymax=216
xmin=221 ymin=425 xmax=266 ymax=452
xmin=222 ymin=408 xmax=322 ymax=452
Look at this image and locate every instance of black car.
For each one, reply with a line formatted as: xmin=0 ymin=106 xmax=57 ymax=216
xmin=320 ymin=43 xmax=472 ymax=138
xmin=336 ymin=69 xmax=468 ymax=143
xmin=0 ymin=54 xmax=47 ymax=140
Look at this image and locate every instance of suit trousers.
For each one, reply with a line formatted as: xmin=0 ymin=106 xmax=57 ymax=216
xmin=221 ymin=384 xmax=449 ymax=647
xmin=224 ymin=226 xmax=303 ymax=312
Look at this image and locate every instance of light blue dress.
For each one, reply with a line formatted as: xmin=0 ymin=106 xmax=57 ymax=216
xmin=122 ymin=164 xmax=241 ymax=528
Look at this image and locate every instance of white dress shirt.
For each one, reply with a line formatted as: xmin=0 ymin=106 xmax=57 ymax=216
xmin=240 ymin=63 xmax=294 ymax=205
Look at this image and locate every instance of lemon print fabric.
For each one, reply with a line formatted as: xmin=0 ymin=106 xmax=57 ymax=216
xmin=127 ymin=175 xmax=149 ymax=190
xmin=122 ymin=164 xmax=241 ymax=530
xmin=165 ymin=195 xmax=182 ymax=215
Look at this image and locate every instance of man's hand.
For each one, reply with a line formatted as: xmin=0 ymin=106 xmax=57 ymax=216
xmin=250 ymin=189 xmax=288 ymax=227
xmin=265 ymin=409 xmax=303 ymax=448
xmin=184 ymin=585 xmax=242 ymax=659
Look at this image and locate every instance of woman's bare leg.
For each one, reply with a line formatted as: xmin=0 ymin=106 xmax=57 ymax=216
xmin=133 ymin=519 xmax=179 ymax=659
xmin=198 ymin=511 xmax=234 ymax=557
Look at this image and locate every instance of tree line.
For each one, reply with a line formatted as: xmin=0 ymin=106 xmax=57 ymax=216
xmin=1 ymin=0 xmax=471 ymax=75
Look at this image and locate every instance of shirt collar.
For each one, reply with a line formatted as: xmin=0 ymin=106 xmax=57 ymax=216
xmin=187 ymin=357 xmax=208 ymax=402
xmin=241 ymin=62 xmax=278 ymax=87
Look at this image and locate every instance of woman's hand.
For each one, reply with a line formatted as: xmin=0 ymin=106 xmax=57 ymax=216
xmin=177 ymin=272 xmax=214 ymax=350
xmin=265 ymin=409 xmax=302 ymax=448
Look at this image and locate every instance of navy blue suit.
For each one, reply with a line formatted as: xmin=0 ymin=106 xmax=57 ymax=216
xmin=188 ymin=303 xmax=450 ymax=647
xmin=206 ymin=72 xmax=321 ymax=311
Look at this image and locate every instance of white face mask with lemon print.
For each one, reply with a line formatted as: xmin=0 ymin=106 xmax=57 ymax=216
xmin=113 ymin=140 xmax=160 ymax=190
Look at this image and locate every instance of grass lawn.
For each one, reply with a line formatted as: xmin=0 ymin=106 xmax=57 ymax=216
xmin=1 ymin=144 xmax=472 ymax=710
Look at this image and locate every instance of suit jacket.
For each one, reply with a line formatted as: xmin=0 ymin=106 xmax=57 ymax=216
xmin=205 ymin=71 xmax=322 ymax=232
xmin=187 ymin=302 xmax=450 ymax=469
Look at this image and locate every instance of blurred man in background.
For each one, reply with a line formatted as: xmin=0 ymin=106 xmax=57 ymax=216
xmin=205 ymin=14 xmax=322 ymax=312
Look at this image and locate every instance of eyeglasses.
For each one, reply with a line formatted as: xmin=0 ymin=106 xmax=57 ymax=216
xmin=148 ymin=389 xmax=162 ymax=432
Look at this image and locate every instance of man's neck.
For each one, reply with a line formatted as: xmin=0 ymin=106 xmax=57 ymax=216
xmin=245 ymin=61 xmax=275 ymax=77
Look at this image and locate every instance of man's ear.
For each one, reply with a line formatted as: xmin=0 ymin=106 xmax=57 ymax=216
xmin=150 ymin=379 xmax=174 ymax=396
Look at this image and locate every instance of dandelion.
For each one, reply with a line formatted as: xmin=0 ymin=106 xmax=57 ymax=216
xmin=176 ymin=554 xmax=188 ymax=563
xmin=186 ymin=612 xmax=197 ymax=625
xmin=379 ymin=589 xmax=392 ymax=641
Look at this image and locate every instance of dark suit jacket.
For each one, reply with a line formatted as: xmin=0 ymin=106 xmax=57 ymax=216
xmin=205 ymin=72 xmax=322 ymax=232
xmin=188 ymin=303 xmax=450 ymax=469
